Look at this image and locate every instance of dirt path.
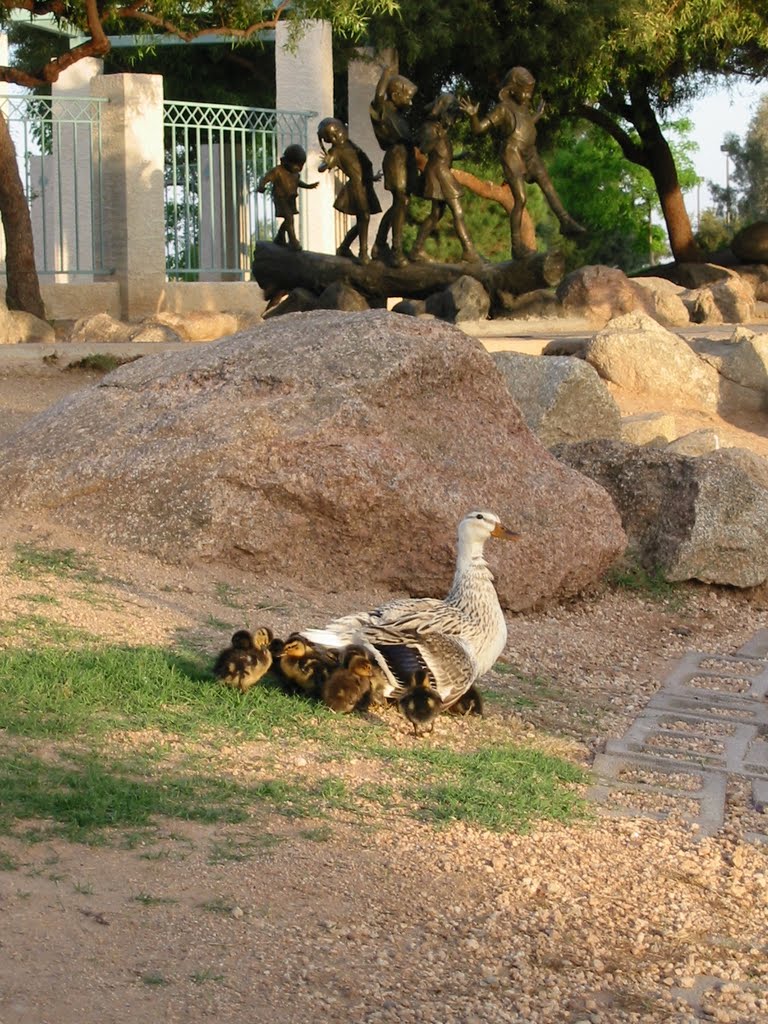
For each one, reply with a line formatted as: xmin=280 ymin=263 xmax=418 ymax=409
xmin=1 ymin=345 xmax=767 ymax=1024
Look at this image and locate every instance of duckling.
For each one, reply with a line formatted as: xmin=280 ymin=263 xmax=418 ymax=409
xmin=446 ymin=684 xmax=484 ymax=717
xmin=278 ymin=634 xmax=336 ymax=698
xmin=213 ymin=627 xmax=274 ymax=693
xmin=322 ymin=645 xmax=374 ymax=713
xmin=398 ymin=669 xmax=443 ymax=736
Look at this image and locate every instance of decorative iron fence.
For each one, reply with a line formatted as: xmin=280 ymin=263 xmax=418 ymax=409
xmin=163 ymin=100 xmax=313 ymax=280
xmin=3 ymin=94 xmax=108 ymax=277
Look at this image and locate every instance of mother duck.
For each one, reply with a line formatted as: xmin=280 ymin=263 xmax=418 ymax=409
xmin=302 ymin=511 xmax=519 ymax=708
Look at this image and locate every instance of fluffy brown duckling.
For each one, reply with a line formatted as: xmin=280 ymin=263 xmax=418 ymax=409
xmin=213 ymin=627 xmax=274 ymax=693
xmin=278 ymin=635 xmax=336 ymax=698
xmin=398 ymin=669 xmax=443 ymax=736
xmin=446 ymin=684 xmax=484 ymax=717
xmin=321 ymin=645 xmax=374 ymax=713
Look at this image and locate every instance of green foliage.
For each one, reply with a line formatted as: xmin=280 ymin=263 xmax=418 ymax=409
xmin=695 ymin=209 xmax=733 ymax=254
xmin=712 ymin=95 xmax=768 ymax=224
xmin=65 ymin=353 xmax=142 ymax=373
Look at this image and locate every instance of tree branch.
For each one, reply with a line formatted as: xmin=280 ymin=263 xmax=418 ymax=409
xmin=577 ymin=102 xmax=649 ymax=168
xmin=108 ymin=0 xmax=292 ymax=42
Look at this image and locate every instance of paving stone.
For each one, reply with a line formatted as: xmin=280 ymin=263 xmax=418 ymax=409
xmin=589 ymin=633 xmax=768 ymax=841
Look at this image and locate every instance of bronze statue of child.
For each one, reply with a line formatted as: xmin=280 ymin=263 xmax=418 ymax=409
xmin=460 ymin=67 xmax=585 ymax=258
xmin=369 ymin=64 xmax=420 ymax=267
xmin=410 ymin=92 xmax=478 ymax=264
xmin=258 ymin=143 xmax=318 ymax=251
xmin=317 ymin=117 xmax=381 ymax=265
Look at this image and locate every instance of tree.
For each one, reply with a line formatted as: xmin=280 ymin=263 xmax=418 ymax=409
xmin=367 ymin=0 xmax=768 ymax=263
xmin=714 ymin=95 xmax=768 ymax=225
xmin=0 ymin=0 xmax=397 ymax=314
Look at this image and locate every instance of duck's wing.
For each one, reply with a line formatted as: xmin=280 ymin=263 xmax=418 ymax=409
xmin=363 ymin=626 xmax=477 ymax=707
xmin=302 ymin=597 xmax=461 ymax=649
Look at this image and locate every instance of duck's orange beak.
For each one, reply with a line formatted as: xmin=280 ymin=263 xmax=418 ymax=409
xmin=491 ymin=522 xmax=521 ymax=540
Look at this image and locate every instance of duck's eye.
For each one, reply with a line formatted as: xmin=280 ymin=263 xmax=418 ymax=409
xmin=475 ymin=513 xmax=484 ymax=520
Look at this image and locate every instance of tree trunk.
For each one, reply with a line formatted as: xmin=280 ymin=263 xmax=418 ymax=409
xmin=582 ymin=88 xmax=703 ymax=264
xmin=643 ymin=138 xmax=701 ymax=264
xmin=0 ymin=109 xmax=45 ymax=318
xmin=251 ymin=242 xmax=564 ymax=301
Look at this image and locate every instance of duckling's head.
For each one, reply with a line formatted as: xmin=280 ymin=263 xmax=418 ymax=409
xmin=346 ymin=653 xmax=374 ymax=679
xmin=282 ymin=637 xmax=310 ymax=658
xmin=251 ymin=626 xmax=274 ymax=649
xmin=231 ymin=629 xmax=254 ymax=650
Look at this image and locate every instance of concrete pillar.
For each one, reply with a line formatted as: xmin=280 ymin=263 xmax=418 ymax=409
xmin=276 ymin=19 xmax=335 ymax=254
xmin=91 ymin=73 xmax=166 ymax=318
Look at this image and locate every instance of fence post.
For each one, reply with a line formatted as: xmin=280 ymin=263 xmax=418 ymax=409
xmin=91 ymin=72 xmax=166 ymax=319
xmin=275 ymin=20 xmax=335 ymax=255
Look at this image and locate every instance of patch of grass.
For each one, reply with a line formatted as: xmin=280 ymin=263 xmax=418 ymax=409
xmin=0 ymin=748 xmax=353 ymax=843
xmin=0 ymin=751 xmax=252 ymax=842
xmin=199 ymin=896 xmax=234 ymax=914
xmin=0 ymin=849 xmax=19 ymax=871
xmin=132 ymin=892 xmax=178 ymax=906
xmin=191 ymin=969 xmax=224 ymax=984
xmin=0 ymin=612 xmax=97 ymax=646
xmin=16 ymin=593 xmax=60 ymax=607
xmin=66 ymin=353 xmax=141 ymax=373
xmin=139 ymin=971 xmax=168 ymax=987
xmin=214 ymin=583 xmax=245 ymax=610
xmin=73 ymin=880 xmax=94 ymax=894
xmin=0 ymin=644 xmax=335 ymax=743
xmin=607 ymin=561 xmax=682 ymax=604
xmin=207 ymin=832 xmax=284 ymax=864
xmin=298 ymin=825 xmax=334 ymax=842
xmin=395 ymin=744 xmax=588 ymax=833
xmin=11 ymin=543 xmax=106 ymax=585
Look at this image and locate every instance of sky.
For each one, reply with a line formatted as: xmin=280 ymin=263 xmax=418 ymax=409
xmin=673 ymin=77 xmax=767 ymax=224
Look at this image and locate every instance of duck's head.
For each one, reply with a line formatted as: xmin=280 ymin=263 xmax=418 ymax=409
xmin=460 ymin=511 xmax=520 ymax=544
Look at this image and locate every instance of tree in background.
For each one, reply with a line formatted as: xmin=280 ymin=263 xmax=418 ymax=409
xmin=711 ymin=94 xmax=768 ymax=229
xmin=0 ymin=0 xmax=397 ymax=315
xmin=367 ymin=0 xmax=768 ymax=263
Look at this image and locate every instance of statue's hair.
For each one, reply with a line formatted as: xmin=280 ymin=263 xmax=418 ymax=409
xmin=282 ymin=143 xmax=307 ymax=166
xmin=499 ymin=66 xmax=535 ymax=98
xmin=317 ymin=117 xmax=348 ymax=145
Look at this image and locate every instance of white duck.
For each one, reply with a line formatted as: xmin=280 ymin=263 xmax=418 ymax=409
xmin=301 ymin=511 xmax=519 ymax=708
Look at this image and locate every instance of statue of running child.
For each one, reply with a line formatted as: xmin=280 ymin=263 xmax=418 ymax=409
xmin=317 ymin=117 xmax=382 ymax=265
xmin=460 ymin=67 xmax=586 ymax=259
xmin=410 ymin=92 xmax=478 ymax=264
xmin=258 ymin=143 xmax=318 ymax=251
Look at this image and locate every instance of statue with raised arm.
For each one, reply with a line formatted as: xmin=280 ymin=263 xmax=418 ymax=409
xmin=460 ymin=67 xmax=586 ymax=259
xmin=369 ymin=64 xmax=420 ymax=267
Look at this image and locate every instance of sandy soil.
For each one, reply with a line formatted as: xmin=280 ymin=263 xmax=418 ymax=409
xmin=1 ymin=346 xmax=767 ymax=1024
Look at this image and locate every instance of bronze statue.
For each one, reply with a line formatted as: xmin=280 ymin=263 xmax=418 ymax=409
xmin=317 ymin=117 xmax=382 ymax=265
xmin=410 ymin=93 xmax=478 ymax=263
xmin=369 ymin=64 xmax=420 ymax=267
xmin=460 ymin=67 xmax=586 ymax=259
xmin=258 ymin=144 xmax=318 ymax=251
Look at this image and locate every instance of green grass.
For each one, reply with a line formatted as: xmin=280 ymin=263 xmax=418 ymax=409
xmin=607 ymin=561 xmax=684 ymax=604
xmin=11 ymin=543 xmax=108 ymax=585
xmin=0 ymin=634 xmax=590 ymax=839
xmin=65 ymin=353 xmax=141 ymax=373
xmin=399 ymin=745 xmax=587 ymax=832
xmin=132 ymin=892 xmax=178 ymax=906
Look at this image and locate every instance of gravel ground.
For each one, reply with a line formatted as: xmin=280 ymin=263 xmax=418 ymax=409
xmin=1 ymin=352 xmax=767 ymax=1024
